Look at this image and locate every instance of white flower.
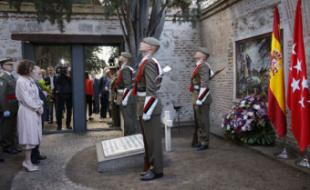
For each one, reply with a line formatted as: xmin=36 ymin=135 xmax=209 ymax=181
xmin=247 ymin=112 xmax=254 ymax=117
xmin=241 ymin=126 xmax=247 ymax=131
xmin=226 ymin=125 xmax=230 ymax=130
xmin=253 ymin=104 xmax=261 ymax=110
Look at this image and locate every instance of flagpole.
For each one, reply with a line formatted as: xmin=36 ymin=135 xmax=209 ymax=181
xmin=274 ymin=136 xmax=289 ymax=159
xmin=295 ymin=147 xmax=310 ymax=168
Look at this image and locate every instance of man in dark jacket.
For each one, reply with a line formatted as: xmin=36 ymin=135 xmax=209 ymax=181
xmin=31 ymin=65 xmax=47 ymax=164
xmin=54 ymin=65 xmax=72 ymax=130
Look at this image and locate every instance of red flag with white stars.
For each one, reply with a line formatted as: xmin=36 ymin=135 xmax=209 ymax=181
xmin=287 ymin=0 xmax=310 ymax=152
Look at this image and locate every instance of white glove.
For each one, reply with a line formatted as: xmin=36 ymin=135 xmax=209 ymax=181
xmin=105 ymin=87 xmax=108 ymax=91
xmin=43 ymin=91 xmax=48 ymax=97
xmin=196 ymin=100 xmax=203 ymax=106
xmin=3 ymin=110 xmax=11 ymax=117
xmin=142 ymin=113 xmax=151 ymax=121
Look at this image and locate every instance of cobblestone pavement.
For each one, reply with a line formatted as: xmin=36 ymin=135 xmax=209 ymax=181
xmin=9 ymin=127 xmax=310 ymax=190
xmin=11 ymin=131 xmax=121 ymax=190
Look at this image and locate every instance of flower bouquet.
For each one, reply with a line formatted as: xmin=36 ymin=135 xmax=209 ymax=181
xmin=222 ymin=95 xmax=275 ymax=145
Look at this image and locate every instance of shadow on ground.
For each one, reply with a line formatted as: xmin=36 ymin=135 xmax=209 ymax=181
xmin=0 ymin=152 xmax=23 ymax=190
xmin=66 ymin=130 xmax=310 ymax=190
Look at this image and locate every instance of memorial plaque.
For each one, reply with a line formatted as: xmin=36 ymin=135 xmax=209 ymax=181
xmin=101 ymin=134 xmax=144 ymax=159
xmin=96 ymin=134 xmax=145 ymax=172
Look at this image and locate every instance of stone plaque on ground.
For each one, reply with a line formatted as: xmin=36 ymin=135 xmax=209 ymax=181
xmin=96 ymin=134 xmax=144 ymax=172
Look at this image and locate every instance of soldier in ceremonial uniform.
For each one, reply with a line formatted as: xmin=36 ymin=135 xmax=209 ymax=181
xmin=133 ymin=37 xmax=164 ymax=181
xmin=189 ymin=47 xmax=213 ymax=151
xmin=107 ymin=69 xmax=121 ymax=127
xmin=114 ymin=52 xmax=139 ymax=135
xmin=0 ymin=58 xmax=20 ymax=155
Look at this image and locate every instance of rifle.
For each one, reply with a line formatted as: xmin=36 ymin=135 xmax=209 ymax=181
xmin=192 ymin=67 xmax=225 ymax=146
xmin=210 ymin=67 xmax=225 ymax=80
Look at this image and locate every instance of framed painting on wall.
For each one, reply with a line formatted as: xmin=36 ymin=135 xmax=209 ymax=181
xmin=234 ymin=33 xmax=272 ymax=99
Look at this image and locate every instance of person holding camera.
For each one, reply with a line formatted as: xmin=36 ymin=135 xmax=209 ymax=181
xmin=54 ymin=65 xmax=72 ymax=131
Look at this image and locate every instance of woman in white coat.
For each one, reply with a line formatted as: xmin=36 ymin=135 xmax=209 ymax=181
xmin=16 ymin=60 xmax=43 ymax=172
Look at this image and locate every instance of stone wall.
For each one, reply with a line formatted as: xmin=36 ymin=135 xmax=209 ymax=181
xmin=200 ymin=0 xmax=310 ymax=148
xmin=0 ymin=7 xmax=199 ymax=123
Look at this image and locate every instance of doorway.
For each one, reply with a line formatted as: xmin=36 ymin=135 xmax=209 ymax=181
xmin=14 ymin=33 xmax=124 ymax=133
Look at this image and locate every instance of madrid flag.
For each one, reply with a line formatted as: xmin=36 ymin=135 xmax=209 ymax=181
xmin=268 ymin=6 xmax=287 ymax=138
xmin=287 ymin=0 xmax=310 ymax=152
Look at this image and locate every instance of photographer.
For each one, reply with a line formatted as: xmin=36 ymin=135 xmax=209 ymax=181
xmin=54 ymin=65 xmax=72 ymax=131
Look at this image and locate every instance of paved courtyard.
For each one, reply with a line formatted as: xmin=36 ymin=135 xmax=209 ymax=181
xmin=1 ymin=127 xmax=310 ymax=190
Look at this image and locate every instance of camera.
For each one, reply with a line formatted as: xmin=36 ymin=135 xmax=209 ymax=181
xmin=55 ymin=65 xmax=68 ymax=77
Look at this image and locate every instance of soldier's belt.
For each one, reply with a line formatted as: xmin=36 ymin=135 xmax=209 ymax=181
xmin=137 ymin=92 xmax=146 ymax=97
xmin=117 ymin=89 xmax=124 ymax=93
xmin=194 ymin=85 xmax=199 ymax=90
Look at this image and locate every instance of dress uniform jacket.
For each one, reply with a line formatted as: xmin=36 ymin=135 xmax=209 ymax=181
xmin=0 ymin=71 xmax=18 ymax=147
xmin=109 ymin=75 xmax=121 ymax=127
xmin=133 ymin=56 xmax=163 ymax=174
xmin=114 ymin=64 xmax=139 ymax=135
xmin=190 ymin=61 xmax=213 ymax=146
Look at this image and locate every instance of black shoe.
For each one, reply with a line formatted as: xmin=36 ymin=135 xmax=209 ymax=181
xmin=31 ymin=159 xmax=40 ymax=164
xmin=3 ymin=147 xmax=20 ymax=155
xmin=66 ymin=126 xmax=72 ymax=130
xmin=38 ymin=155 xmax=47 ymax=160
xmin=191 ymin=143 xmax=201 ymax=148
xmin=57 ymin=126 xmax=62 ymax=131
xmin=197 ymin=144 xmax=208 ymax=151
xmin=48 ymin=121 xmax=53 ymax=124
xmin=140 ymin=170 xmax=164 ymax=181
xmin=0 ymin=157 xmax=4 ymax=162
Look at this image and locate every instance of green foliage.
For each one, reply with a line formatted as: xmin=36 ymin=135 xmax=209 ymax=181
xmin=225 ymin=122 xmax=276 ymax=146
xmin=84 ymin=46 xmax=106 ymax=73
xmin=7 ymin=0 xmax=208 ymax=61
xmin=8 ymin=0 xmax=73 ymax=32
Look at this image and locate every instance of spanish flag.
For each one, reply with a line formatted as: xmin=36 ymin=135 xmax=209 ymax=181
xmin=268 ymin=6 xmax=287 ymax=138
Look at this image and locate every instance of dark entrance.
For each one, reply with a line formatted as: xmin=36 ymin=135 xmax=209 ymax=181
xmin=12 ymin=33 xmax=124 ymax=133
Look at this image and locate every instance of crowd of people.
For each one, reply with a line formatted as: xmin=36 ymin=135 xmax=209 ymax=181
xmin=0 ymin=37 xmax=213 ymax=181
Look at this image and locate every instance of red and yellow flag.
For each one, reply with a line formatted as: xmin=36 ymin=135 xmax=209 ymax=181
xmin=268 ymin=6 xmax=287 ymax=138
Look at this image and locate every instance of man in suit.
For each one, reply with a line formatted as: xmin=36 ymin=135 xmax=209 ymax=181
xmin=0 ymin=58 xmax=20 ymax=155
xmin=44 ymin=66 xmax=55 ymax=124
xmin=31 ymin=65 xmax=47 ymax=164
xmin=189 ymin=47 xmax=213 ymax=151
xmin=133 ymin=37 xmax=164 ymax=181
xmin=114 ymin=52 xmax=139 ymax=135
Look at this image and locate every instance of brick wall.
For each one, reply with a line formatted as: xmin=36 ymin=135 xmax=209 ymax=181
xmin=0 ymin=8 xmax=199 ymax=124
xmin=200 ymin=0 xmax=310 ymax=149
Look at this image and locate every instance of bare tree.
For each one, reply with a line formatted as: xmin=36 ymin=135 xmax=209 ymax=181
xmin=8 ymin=0 xmax=205 ymax=64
